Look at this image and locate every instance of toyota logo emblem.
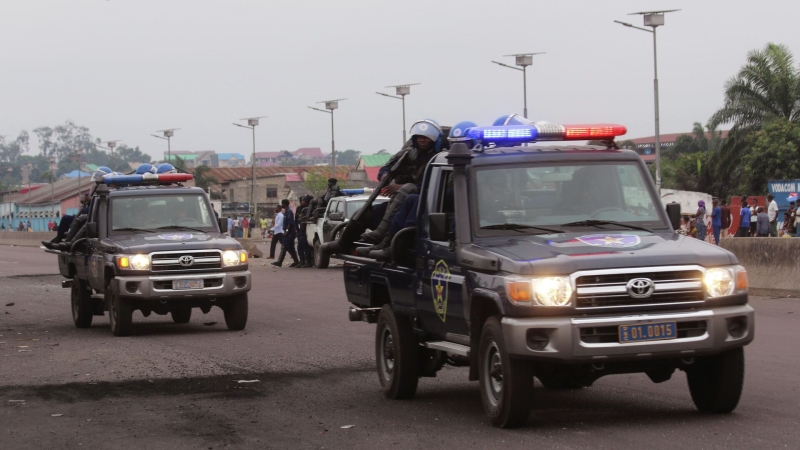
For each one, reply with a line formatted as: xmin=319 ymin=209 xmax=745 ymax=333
xmin=179 ymin=255 xmax=195 ymax=267
xmin=626 ymin=278 xmax=654 ymax=298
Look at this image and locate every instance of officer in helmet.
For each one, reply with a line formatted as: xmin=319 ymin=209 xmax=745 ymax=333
xmin=359 ymin=121 xmax=475 ymax=260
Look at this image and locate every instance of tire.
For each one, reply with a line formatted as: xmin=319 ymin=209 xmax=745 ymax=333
xmin=107 ymin=280 xmax=133 ymax=337
xmin=314 ymin=239 xmax=330 ymax=269
xmin=479 ymin=317 xmax=533 ymax=428
xmin=687 ymin=347 xmax=745 ymax=413
xmin=171 ymin=306 xmax=192 ymax=324
xmin=223 ymin=293 xmax=248 ymax=331
xmin=71 ymin=278 xmax=93 ymax=328
xmin=375 ymin=305 xmax=419 ymax=399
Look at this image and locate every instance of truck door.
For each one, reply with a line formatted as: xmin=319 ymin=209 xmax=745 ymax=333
xmin=418 ymin=168 xmax=469 ymax=338
xmin=322 ymin=200 xmax=344 ymax=242
xmin=87 ymin=197 xmax=105 ymax=291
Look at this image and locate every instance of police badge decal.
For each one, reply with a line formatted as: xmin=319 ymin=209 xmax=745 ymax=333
xmin=431 ymin=260 xmax=450 ymax=322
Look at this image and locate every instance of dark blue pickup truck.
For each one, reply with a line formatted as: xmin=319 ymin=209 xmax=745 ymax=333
xmin=338 ymin=122 xmax=754 ymax=427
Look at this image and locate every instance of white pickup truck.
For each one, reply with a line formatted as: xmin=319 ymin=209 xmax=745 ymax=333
xmin=306 ymin=192 xmax=388 ymax=268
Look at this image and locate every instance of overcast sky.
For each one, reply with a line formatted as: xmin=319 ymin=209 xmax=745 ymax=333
xmin=2 ymin=0 xmax=799 ymax=160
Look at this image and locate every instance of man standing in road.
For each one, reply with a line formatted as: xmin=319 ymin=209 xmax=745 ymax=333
xmin=711 ymin=199 xmax=722 ymax=245
xmin=242 ymin=216 xmax=249 ymax=239
xmin=721 ymin=199 xmax=732 ymax=238
xmin=739 ymin=197 xmax=752 ymax=237
xmin=767 ymin=194 xmax=778 ymax=237
xmin=271 ymin=199 xmax=299 ymax=268
xmin=227 ymin=216 xmax=234 ymax=237
xmin=259 ymin=216 xmax=267 ymax=238
xmin=756 ymin=207 xmax=770 ymax=237
xmin=268 ymin=205 xmax=284 ymax=259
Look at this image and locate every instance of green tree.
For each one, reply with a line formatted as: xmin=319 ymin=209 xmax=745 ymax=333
xmin=710 ymin=43 xmax=800 ymax=178
xmin=656 ymin=122 xmax=727 ymax=195
xmin=304 ymin=171 xmax=329 ymax=197
xmin=171 ymin=155 xmax=188 ymax=171
xmin=738 ymin=118 xmax=800 ymax=194
xmin=334 ymin=149 xmax=361 ymax=165
xmin=193 ymin=165 xmax=219 ymax=191
xmin=0 ymin=131 xmax=30 ymax=163
xmin=375 ymin=149 xmax=389 ymax=155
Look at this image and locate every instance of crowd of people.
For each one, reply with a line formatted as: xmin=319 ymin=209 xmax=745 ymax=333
xmin=0 ymin=220 xmax=35 ymax=232
xmin=679 ymin=194 xmax=796 ymax=244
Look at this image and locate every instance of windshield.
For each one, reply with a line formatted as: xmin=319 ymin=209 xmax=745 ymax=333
xmin=475 ymin=162 xmax=665 ymax=233
xmin=345 ymin=198 xmax=388 ymax=219
xmin=110 ymin=194 xmax=215 ymax=232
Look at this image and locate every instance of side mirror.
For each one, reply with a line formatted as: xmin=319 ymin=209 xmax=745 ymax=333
xmin=218 ymin=217 xmax=228 ymax=233
xmin=665 ymin=203 xmax=682 ymax=231
xmin=329 ymin=212 xmax=344 ymax=221
xmin=87 ymin=223 xmax=98 ymax=239
xmin=429 ymin=213 xmax=448 ymax=242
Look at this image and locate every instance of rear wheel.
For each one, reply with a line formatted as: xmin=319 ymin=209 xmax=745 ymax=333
xmin=223 ymin=293 xmax=248 ymax=331
xmin=71 ymin=279 xmax=93 ymax=328
xmin=479 ymin=317 xmax=533 ymax=428
xmin=171 ymin=306 xmax=192 ymax=324
xmin=107 ymin=280 xmax=133 ymax=337
xmin=375 ymin=305 xmax=419 ymax=399
xmin=687 ymin=347 xmax=745 ymax=413
xmin=314 ymin=239 xmax=330 ymax=269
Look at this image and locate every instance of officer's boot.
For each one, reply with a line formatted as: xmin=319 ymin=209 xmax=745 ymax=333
xmin=271 ymin=248 xmax=287 ymax=267
xmin=319 ymin=218 xmax=369 ymax=261
xmin=360 ymin=183 xmax=417 ymax=244
xmin=358 ymin=233 xmax=392 ymax=257
xmin=56 ymin=215 xmax=88 ymax=251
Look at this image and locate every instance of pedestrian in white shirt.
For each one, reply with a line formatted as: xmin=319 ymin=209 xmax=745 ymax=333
xmin=269 ymin=205 xmax=284 ymax=259
xmin=767 ymin=194 xmax=778 ymax=237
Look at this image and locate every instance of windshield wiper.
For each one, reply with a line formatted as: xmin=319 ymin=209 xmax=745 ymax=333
xmin=561 ymin=220 xmax=652 ymax=233
xmin=155 ymin=225 xmax=208 ymax=233
xmin=481 ymin=223 xmax=564 ymax=234
xmin=112 ymin=227 xmax=156 ymax=233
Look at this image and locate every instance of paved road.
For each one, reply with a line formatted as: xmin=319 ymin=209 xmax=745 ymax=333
xmin=1 ymin=245 xmax=798 ymax=449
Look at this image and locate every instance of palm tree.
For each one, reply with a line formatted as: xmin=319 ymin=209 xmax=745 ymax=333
xmin=710 ymin=43 xmax=800 ymax=178
xmin=193 ymin=165 xmax=218 ymax=192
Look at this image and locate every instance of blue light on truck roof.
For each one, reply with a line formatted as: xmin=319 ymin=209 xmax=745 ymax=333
xmin=465 ymin=125 xmax=538 ymax=142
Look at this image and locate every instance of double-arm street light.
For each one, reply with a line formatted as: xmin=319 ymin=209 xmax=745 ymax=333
xmin=152 ymin=129 xmax=180 ymax=162
xmin=376 ymin=83 xmax=420 ymax=145
xmin=492 ymin=52 xmax=545 ymax=119
xmin=233 ymin=116 xmax=267 ymax=219
xmin=308 ymin=99 xmax=346 ymax=179
xmin=614 ymin=9 xmax=680 ymax=193
xmin=99 ymin=140 xmax=122 ymax=157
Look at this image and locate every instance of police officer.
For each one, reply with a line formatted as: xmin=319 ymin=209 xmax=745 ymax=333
xmin=295 ymin=195 xmax=314 ymax=268
xmin=270 ymin=199 xmax=300 ymax=268
xmin=314 ymin=178 xmax=343 ymax=220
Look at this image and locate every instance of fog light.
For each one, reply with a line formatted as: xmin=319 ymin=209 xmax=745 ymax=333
xmin=234 ymin=276 xmax=246 ymax=288
xmin=526 ymin=329 xmax=550 ymax=351
xmin=727 ymin=316 xmax=748 ymax=339
xmin=125 ymin=282 xmax=139 ymax=294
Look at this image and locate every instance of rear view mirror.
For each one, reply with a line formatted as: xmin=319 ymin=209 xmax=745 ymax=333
xmin=665 ymin=203 xmax=682 ymax=231
xmin=429 ymin=213 xmax=448 ymax=241
xmin=218 ymin=217 xmax=228 ymax=233
xmin=87 ymin=223 xmax=98 ymax=239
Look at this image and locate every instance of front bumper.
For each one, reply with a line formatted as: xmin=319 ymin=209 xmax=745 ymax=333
xmin=502 ymin=305 xmax=754 ymax=362
xmin=114 ymin=271 xmax=251 ymax=300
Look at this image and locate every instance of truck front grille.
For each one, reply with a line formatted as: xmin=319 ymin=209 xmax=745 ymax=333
xmin=579 ymin=321 xmax=707 ymax=344
xmin=575 ymin=269 xmax=704 ymax=309
xmin=151 ymin=251 xmax=222 ymax=272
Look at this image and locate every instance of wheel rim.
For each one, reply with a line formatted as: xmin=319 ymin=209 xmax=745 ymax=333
xmin=71 ymin=285 xmax=80 ymax=321
xmin=483 ymin=341 xmax=503 ymax=406
xmin=314 ymin=242 xmax=320 ymax=265
xmin=379 ymin=326 xmax=395 ymax=381
xmin=108 ymin=291 xmax=118 ymax=329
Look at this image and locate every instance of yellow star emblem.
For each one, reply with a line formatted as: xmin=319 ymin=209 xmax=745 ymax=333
xmin=602 ymin=236 xmax=623 ymax=245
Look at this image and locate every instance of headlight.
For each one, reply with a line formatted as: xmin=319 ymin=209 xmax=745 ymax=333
xmin=223 ymin=250 xmax=247 ymax=267
xmin=704 ymin=266 xmax=747 ymax=298
xmin=116 ymin=254 xmax=150 ymax=270
xmin=505 ymin=276 xmax=573 ymax=307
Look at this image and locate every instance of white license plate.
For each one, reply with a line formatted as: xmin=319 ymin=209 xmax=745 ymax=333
xmin=172 ymin=279 xmax=204 ymax=290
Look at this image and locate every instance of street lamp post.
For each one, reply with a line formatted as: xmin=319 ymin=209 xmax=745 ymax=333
xmin=614 ymin=9 xmax=680 ymax=193
xmin=309 ymin=99 xmax=346 ymax=179
xmin=492 ymin=53 xmax=545 ymax=119
xmin=376 ymin=83 xmax=420 ymax=144
xmin=152 ymin=129 xmax=179 ymax=162
xmin=21 ymin=164 xmax=32 ymax=224
xmin=234 ymin=116 xmax=267 ymax=220
xmin=48 ymin=156 xmax=56 ymax=218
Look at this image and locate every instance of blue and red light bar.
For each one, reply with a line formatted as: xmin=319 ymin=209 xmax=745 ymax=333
xmin=102 ymin=173 xmax=194 ymax=186
xmin=463 ymin=123 xmax=627 ymax=144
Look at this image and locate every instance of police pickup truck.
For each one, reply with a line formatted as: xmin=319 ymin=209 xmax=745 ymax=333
xmin=339 ymin=121 xmax=754 ymax=427
xmin=306 ymin=191 xmax=388 ymax=268
xmin=48 ymin=170 xmax=251 ymax=337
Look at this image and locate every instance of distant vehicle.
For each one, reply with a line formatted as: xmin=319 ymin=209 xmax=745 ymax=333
xmin=46 ymin=173 xmax=251 ymax=336
xmin=305 ymin=192 xmax=388 ymax=268
xmin=337 ymin=121 xmax=754 ymax=427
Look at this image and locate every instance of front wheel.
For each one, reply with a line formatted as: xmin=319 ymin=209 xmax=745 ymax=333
xmin=107 ymin=280 xmax=133 ymax=337
xmin=687 ymin=347 xmax=745 ymax=413
xmin=375 ymin=305 xmax=419 ymax=399
xmin=314 ymin=239 xmax=330 ymax=269
xmin=71 ymin=279 xmax=93 ymax=328
xmin=223 ymin=293 xmax=248 ymax=331
xmin=479 ymin=317 xmax=533 ymax=428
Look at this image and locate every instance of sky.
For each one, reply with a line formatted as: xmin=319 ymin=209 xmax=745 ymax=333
xmin=2 ymin=0 xmax=800 ymax=161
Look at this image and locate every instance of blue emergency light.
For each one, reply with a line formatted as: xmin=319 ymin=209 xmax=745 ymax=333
xmin=102 ymin=173 xmax=194 ymax=186
xmin=463 ymin=123 xmax=627 ymax=145
xmin=341 ymin=188 xmax=375 ymax=196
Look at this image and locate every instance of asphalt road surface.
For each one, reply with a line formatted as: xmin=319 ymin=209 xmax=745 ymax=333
xmin=1 ymin=245 xmax=798 ymax=449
